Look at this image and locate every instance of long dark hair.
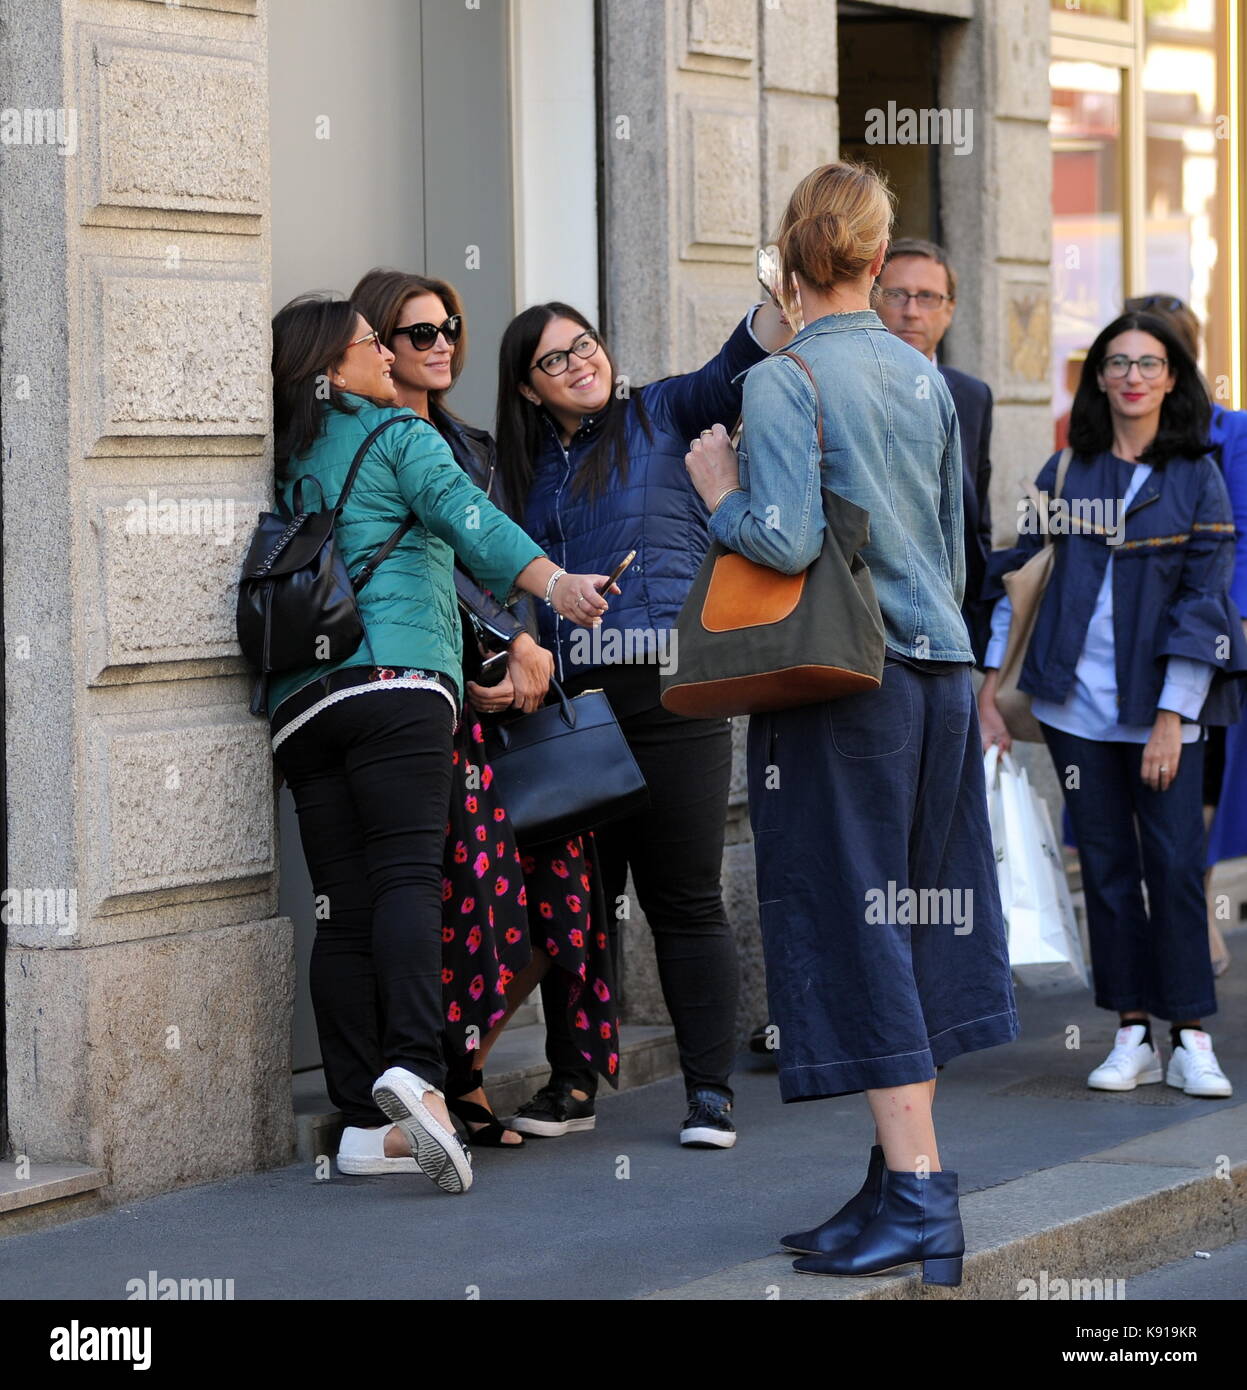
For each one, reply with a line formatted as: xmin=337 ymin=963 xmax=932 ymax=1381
xmin=350 ymin=267 xmax=468 ymax=421
xmin=495 ymin=302 xmax=652 ymax=509
xmin=1068 ymin=311 xmax=1211 ymax=467
xmin=272 ymin=293 xmax=363 ymax=477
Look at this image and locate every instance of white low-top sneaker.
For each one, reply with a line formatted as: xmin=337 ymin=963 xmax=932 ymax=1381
xmin=336 ymin=1124 xmax=420 ymax=1176
xmin=1166 ymin=1030 xmax=1233 ymax=1098
xmin=372 ymin=1067 xmax=474 ymax=1194
xmin=1087 ymin=1024 xmax=1163 ymax=1091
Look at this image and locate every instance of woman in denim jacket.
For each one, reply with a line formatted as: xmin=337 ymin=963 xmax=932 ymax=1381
xmin=979 ymin=310 xmax=1247 ymax=1102
xmin=685 ymin=162 xmax=1018 ymax=1286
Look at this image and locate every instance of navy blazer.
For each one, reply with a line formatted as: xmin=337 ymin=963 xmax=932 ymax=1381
xmin=986 ymin=449 xmax=1247 ymax=727
xmin=940 ymin=364 xmax=993 ymax=663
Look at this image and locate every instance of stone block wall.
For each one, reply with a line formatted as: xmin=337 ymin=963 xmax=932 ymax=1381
xmin=1 ymin=0 xmax=292 ymax=1200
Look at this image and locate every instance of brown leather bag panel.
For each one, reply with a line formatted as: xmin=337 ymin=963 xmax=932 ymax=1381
xmin=701 ymin=553 xmax=805 ymax=632
xmin=662 ymin=665 xmax=881 ymax=718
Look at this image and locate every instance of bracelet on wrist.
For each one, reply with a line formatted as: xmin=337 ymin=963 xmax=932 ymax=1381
xmin=711 ymin=485 xmax=743 ymax=514
xmin=543 ymin=567 xmax=567 ymax=606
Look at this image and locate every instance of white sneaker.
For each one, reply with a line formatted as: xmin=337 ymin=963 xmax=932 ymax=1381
xmin=335 ymin=1124 xmax=419 ymax=1176
xmin=1087 ymin=1024 xmax=1163 ymax=1091
xmin=371 ymin=1067 xmax=474 ymax=1194
xmin=1166 ymin=1030 xmax=1233 ymax=1098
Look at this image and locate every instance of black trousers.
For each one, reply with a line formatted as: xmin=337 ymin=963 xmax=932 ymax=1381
xmin=540 ymin=700 xmax=740 ymax=1100
xmin=275 ymin=688 xmax=455 ymax=1128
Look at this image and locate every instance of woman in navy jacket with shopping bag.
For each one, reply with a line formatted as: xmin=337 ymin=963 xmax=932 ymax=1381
xmin=979 ymin=310 xmax=1247 ymax=1100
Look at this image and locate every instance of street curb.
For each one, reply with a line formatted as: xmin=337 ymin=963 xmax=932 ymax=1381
xmin=644 ymin=1104 xmax=1247 ymax=1300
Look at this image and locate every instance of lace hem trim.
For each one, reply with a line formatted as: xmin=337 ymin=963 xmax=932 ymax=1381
xmin=271 ymin=676 xmax=456 ymax=753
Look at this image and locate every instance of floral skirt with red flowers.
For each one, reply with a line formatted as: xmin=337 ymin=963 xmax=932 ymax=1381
xmin=440 ymin=715 xmax=620 ymax=1087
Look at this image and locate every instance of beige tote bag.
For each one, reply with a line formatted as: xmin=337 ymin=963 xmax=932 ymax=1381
xmin=995 ymin=448 xmax=1073 ymax=742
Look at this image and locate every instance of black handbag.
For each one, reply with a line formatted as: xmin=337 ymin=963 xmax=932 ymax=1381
xmin=236 ymin=415 xmax=414 ymax=715
xmin=482 ymin=680 xmax=649 ymax=847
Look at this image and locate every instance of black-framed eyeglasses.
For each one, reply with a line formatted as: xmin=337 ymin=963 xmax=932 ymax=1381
xmin=531 ymin=330 xmax=599 ymax=378
xmin=877 ymin=288 xmax=953 ymax=310
xmin=391 ymin=315 xmax=463 ymax=351
xmin=1125 ymin=295 xmax=1185 ymax=314
xmin=347 ymin=328 xmax=385 ymax=355
xmin=1101 ymin=353 xmax=1169 ymax=380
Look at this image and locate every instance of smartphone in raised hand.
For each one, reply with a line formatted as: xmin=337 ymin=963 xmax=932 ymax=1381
xmin=757 ymin=244 xmax=803 ymax=332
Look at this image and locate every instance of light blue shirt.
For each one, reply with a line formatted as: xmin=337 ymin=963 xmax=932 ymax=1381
xmin=986 ymin=462 xmax=1212 ymax=743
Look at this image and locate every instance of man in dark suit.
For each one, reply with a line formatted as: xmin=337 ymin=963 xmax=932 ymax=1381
xmin=875 ymin=238 xmax=994 ymax=664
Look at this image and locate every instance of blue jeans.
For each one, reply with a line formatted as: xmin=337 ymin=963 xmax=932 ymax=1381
xmin=1041 ymin=724 xmax=1216 ymax=1021
xmin=747 ymin=657 xmax=1018 ymax=1101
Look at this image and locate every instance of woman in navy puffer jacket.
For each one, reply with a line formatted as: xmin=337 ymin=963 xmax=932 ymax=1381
xmin=495 ymin=297 xmax=792 ymax=1148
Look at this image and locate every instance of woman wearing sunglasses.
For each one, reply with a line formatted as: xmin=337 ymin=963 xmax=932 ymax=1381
xmin=351 ymin=269 xmax=623 ymax=1151
xmin=979 ymin=310 xmax=1247 ymax=1100
xmin=494 ymin=296 xmax=793 ymax=1148
xmin=268 ymin=293 xmax=611 ymax=1194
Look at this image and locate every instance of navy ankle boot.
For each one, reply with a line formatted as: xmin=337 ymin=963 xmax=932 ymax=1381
xmin=780 ymin=1144 xmax=885 ymax=1255
xmin=792 ymin=1168 xmax=965 ymax=1286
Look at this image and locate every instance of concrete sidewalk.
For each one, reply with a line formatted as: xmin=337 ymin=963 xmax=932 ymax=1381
xmin=1 ymin=936 xmax=1244 ymax=1301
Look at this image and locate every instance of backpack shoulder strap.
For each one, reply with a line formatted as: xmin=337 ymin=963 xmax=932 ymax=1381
xmin=334 ymin=412 xmax=419 ymax=513
xmin=352 ymin=516 xmax=415 ymax=593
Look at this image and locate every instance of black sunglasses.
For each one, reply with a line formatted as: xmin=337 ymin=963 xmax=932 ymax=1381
xmin=1125 ymin=295 xmax=1186 ymax=314
xmin=391 ymin=315 xmax=463 ymax=351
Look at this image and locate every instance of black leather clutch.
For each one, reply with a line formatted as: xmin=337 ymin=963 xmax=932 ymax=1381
xmin=483 ymin=680 xmax=649 ymax=847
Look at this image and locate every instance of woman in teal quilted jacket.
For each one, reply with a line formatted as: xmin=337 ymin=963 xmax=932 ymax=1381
xmin=268 ymin=294 xmax=613 ymax=1196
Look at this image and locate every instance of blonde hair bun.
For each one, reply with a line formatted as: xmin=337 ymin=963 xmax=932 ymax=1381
xmin=776 ymin=162 xmax=895 ymax=293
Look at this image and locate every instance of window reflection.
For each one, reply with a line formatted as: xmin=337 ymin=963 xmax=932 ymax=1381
xmin=1050 ymin=0 xmax=1126 ymax=17
xmin=1050 ymin=61 xmax=1123 ymax=444
xmin=1143 ymin=0 xmax=1229 ymax=393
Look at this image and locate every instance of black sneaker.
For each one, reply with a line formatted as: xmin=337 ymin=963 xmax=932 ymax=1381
xmin=509 ymin=1083 xmax=596 ymax=1137
xmin=679 ymin=1088 xmax=737 ymax=1148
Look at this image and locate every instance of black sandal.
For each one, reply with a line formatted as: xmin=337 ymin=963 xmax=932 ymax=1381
xmin=445 ymin=1067 xmax=526 ymax=1149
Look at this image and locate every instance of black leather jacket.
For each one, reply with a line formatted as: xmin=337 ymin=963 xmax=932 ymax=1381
xmin=429 ymin=403 xmax=538 ymax=678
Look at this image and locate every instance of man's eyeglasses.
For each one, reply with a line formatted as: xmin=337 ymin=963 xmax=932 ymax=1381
xmin=877 ymin=288 xmax=953 ymax=310
xmin=348 ymin=328 xmax=385 ymax=355
xmin=532 ymin=330 xmax=599 ymax=378
xmin=1101 ymin=353 xmax=1168 ymax=380
xmin=391 ymin=316 xmax=463 ymax=351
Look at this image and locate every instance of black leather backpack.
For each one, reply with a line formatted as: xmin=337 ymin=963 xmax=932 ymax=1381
xmin=237 ymin=415 xmax=413 ymax=716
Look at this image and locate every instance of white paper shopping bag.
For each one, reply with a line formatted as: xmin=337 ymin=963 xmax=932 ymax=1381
xmin=983 ymin=747 xmax=1089 ymax=989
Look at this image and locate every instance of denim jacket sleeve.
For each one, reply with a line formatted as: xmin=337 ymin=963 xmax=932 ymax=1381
xmin=386 ymin=418 xmax=543 ymax=597
xmin=708 ymin=353 xmax=822 ymax=575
